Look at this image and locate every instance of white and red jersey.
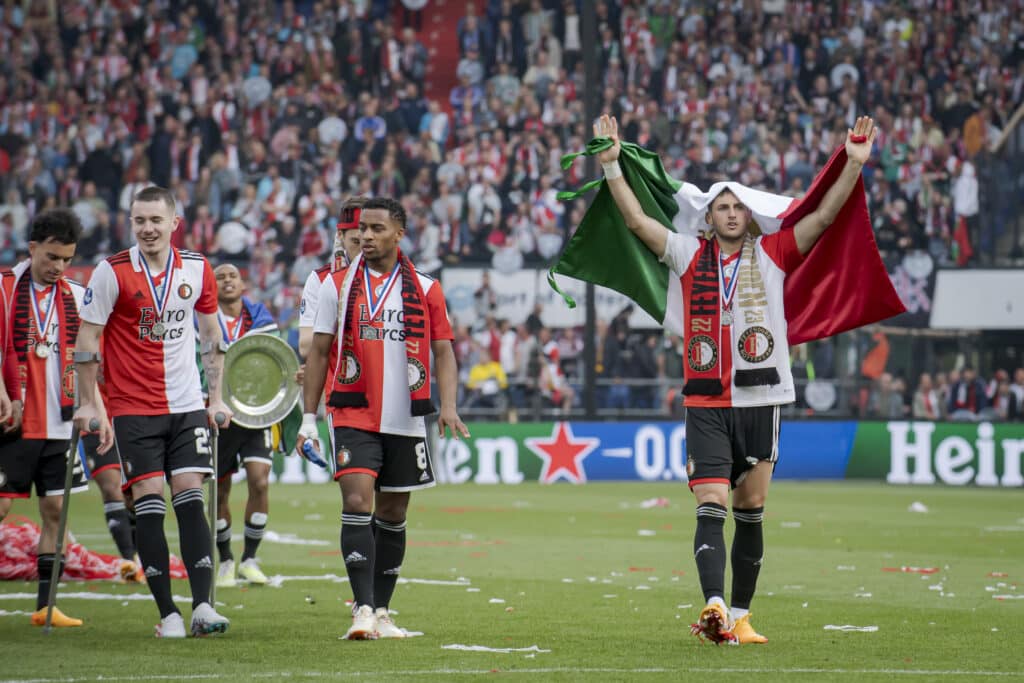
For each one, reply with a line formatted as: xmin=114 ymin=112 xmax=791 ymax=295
xmin=661 ymin=230 xmax=804 ymax=408
xmin=0 ymin=262 xmax=84 ymax=440
xmin=313 ymin=267 xmax=453 ymax=437
xmin=80 ymin=247 xmax=218 ymax=417
xmin=298 ymin=264 xmax=331 ymax=331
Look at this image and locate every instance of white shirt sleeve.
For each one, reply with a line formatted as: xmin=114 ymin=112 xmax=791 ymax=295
xmin=79 ymin=260 xmax=118 ymax=326
xmin=659 ymin=231 xmax=702 ymax=277
xmin=69 ymin=281 xmax=86 ymax=311
xmin=312 ymin=275 xmax=340 ymax=335
xmin=298 ymin=270 xmax=322 ymax=329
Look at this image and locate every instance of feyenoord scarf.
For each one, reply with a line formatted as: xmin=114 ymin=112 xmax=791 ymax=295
xmin=681 ymin=237 xmax=780 ymax=396
xmin=10 ymin=265 xmax=79 ymax=420
xmin=328 ymin=250 xmax=434 ymax=416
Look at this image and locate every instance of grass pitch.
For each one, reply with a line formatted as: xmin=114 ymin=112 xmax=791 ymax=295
xmin=1 ymin=481 xmax=1021 ymax=682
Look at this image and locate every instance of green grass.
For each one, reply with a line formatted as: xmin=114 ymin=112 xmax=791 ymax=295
xmin=1 ymin=481 xmax=1022 ymax=682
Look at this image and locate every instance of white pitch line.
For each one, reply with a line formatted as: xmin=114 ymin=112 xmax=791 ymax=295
xmin=4 ymin=667 xmax=1024 ymax=682
xmin=0 ymin=592 xmax=189 ymax=603
xmin=263 ymin=575 xmax=471 ymax=588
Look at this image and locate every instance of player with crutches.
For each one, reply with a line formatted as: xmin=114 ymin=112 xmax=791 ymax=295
xmin=74 ymin=186 xmax=233 ymax=638
xmin=0 ymin=208 xmax=112 ymax=628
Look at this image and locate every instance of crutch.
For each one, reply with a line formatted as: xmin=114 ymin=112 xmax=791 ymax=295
xmin=208 ymin=412 xmax=225 ymax=605
xmin=43 ymin=417 xmax=99 ymax=634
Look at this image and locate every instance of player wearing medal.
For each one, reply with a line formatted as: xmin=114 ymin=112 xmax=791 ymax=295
xmin=595 ymin=114 xmax=878 ymax=643
xmin=299 ymin=197 xmax=469 ymax=639
xmin=73 ymin=186 xmax=234 ymax=638
xmin=0 ymin=208 xmax=113 ymax=627
xmin=210 ymin=264 xmax=279 ymax=588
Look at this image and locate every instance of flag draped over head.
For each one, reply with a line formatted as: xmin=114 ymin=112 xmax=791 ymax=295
xmin=550 ymin=139 xmax=905 ymax=345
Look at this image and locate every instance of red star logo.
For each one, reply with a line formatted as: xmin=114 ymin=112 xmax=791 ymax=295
xmin=525 ymin=422 xmax=600 ymax=484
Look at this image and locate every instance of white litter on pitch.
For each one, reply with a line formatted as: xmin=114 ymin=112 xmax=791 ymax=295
xmin=442 ymin=644 xmax=550 ymax=654
xmin=825 ymin=624 xmax=879 ymax=632
xmin=262 ymin=530 xmax=330 ymax=546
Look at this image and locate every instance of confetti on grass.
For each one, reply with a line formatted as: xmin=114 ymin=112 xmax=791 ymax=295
xmin=824 ymin=624 xmax=879 ymax=632
xmin=442 ymin=644 xmax=550 ymax=654
xmin=882 ymin=566 xmax=939 ymax=574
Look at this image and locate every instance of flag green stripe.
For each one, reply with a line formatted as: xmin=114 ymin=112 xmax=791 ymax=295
xmin=550 ymin=141 xmax=683 ymax=323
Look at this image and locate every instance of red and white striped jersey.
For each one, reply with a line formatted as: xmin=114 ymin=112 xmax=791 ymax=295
xmin=80 ymin=247 xmax=218 ymax=417
xmin=313 ymin=267 xmax=453 ymax=437
xmin=661 ymin=230 xmax=803 ymax=409
xmin=1 ymin=262 xmax=85 ymax=440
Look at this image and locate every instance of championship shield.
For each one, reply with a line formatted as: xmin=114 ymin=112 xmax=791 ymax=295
xmin=224 ymin=333 xmax=301 ymax=429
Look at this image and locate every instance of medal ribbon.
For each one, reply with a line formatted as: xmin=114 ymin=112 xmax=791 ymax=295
xmin=217 ymin=311 xmax=243 ymax=343
xmin=718 ymin=245 xmax=741 ymax=313
xmin=362 ymin=261 xmax=401 ymax=322
xmin=141 ymin=249 xmax=175 ymax=326
xmin=29 ymin=278 xmax=57 ymax=347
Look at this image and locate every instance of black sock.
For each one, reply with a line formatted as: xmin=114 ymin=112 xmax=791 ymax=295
xmin=104 ymin=501 xmax=137 ymax=559
xmin=694 ymin=503 xmax=728 ymax=603
xmin=341 ymin=512 xmax=374 ymax=608
xmin=171 ymin=488 xmax=213 ymax=610
xmin=731 ymin=507 xmax=765 ymax=610
xmin=373 ymin=516 xmax=407 ymax=609
xmin=36 ymin=553 xmax=64 ymax=610
xmin=216 ymin=518 xmax=233 ymax=563
xmin=134 ymin=494 xmax=177 ymax=618
xmin=241 ymin=513 xmax=267 ymax=562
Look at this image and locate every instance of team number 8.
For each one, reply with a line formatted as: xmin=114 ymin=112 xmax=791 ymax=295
xmin=415 ymin=442 xmax=427 ymax=471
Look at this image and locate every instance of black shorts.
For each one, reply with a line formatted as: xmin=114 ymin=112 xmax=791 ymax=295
xmin=684 ymin=405 xmax=781 ymax=489
xmin=81 ymin=432 xmax=122 ymax=479
xmin=216 ymin=424 xmax=273 ymax=480
xmin=330 ymin=426 xmax=435 ymax=492
xmin=112 ymin=411 xmax=213 ymax=489
xmin=0 ymin=432 xmax=88 ymax=499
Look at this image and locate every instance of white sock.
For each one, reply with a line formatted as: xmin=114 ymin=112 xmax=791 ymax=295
xmin=731 ymin=606 xmax=749 ymax=621
xmin=707 ymin=596 xmax=727 ymax=610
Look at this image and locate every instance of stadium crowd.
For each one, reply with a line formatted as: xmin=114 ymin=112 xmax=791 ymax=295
xmin=1 ymin=0 xmax=1022 ymax=415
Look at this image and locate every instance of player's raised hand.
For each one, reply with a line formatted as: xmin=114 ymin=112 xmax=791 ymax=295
xmin=594 ymin=114 xmax=621 ymax=164
xmin=438 ymin=406 xmax=470 ymax=440
xmin=846 ymin=116 xmax=877 ymax=165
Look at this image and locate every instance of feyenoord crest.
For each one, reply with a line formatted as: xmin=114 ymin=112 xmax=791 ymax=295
xmin=407 ymin=358 xmax=427 ymax=392
xmin=337 ymin=447 xmax=352 ymax=468
xmin=686 ymin=335 xmax=718 ymax=372
xmin=178 ymin=282 xmax=193 ymax=299
xmin=35 ymin=344 xmax=50 ymax=359
xmin=737 ymin=326 xmax=775 ymax=364
xmin=339 ymin=350 xmax=361 ymax=384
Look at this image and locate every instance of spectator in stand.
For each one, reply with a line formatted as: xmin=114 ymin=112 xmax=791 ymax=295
xmin=465 ymin=347 xmax=509 ymax=415
xmin=948 ymin=367 xmax=989 ymax=420
xmin=913 ymin=372 xmax=941 ymax=420
xmin=539 ymin=344 xmax=574 ymax=412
